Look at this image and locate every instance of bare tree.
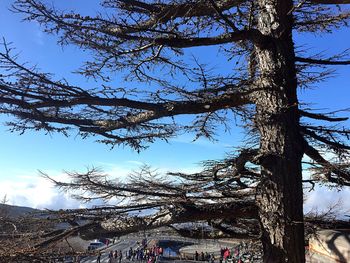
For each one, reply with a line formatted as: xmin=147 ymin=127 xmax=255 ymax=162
xmin=1 ymin=0 xmax=350 ymax=262
xmin=0 ymin=200 xmax=69 ymax=262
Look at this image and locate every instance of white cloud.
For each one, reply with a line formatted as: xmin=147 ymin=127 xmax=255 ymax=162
xmin=126 ymin=160 xmax=145 ymax=166
xmin=0 ymin=162 xmax=203 ymax=210
xmin=33 ymin=22 xmax=45 ymax=46
xmin=304 ymin=185 xmax=350 ymax=218
xmin=170 ymin=134 xmax=233 ymax=149
xmin=6 ymin=163 xmax=349 ymax=219
xmin=0 ymin=174 xmax=82 ymax=210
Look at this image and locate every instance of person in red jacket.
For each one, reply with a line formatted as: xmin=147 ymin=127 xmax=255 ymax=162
xmin=223 ymin=248 xmax=230 ymax=263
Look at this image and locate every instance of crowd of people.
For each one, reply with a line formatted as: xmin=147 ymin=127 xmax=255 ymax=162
xmin=106 ymin=249 xmax=123 ymax=263
xmin=191 ymin=242 xmax=259 ymax=263
xmin=192 ymin=247 xmax=240 ymax=263
xmin=94 ymin=238 xmax=258 ymax=263
xmin=220 ymin=244 xmax=257 ymax=263
xmin=106 ymin=244 xmax=164 ymax=263
xmin=220 ymin=247 xmax=238 ymax=263
xmin=194 ymin=251 xmax=215 ymax=263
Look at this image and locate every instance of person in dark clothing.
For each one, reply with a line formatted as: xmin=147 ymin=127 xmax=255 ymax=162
xmin=108 ymin=251 xmax=113 ymax=263
xmin=96 ymin=251 xmax=101 ymax=263
xmin=195 ymin=251 xmax=199 ymax=261
xmin=201 ymin=252 xmax=205 ymax=261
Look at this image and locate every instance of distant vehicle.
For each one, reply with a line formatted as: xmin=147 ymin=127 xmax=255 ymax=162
xmin=87 ymin=241 xmax=105 ymax=251
xmin=98 ymin=237 xmax=111 ymax=245
xmin=63 ymin=256 xmax=74 ymax=263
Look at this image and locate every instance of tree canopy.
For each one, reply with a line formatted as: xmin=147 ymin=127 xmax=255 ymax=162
xmin=1 ymin=0 xmax=350 ymax=262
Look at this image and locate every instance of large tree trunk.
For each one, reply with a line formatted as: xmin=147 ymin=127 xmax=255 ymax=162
xmin=254 ymin=0 xmax=305 ymax=262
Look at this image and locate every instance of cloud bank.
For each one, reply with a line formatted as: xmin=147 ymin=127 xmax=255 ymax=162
xmin=1 ymin=164 xmax=350 ymax=219
xmin=0 ymin=171 xmax=82 ymax=210
xmin=0 ymin=162 xmax=201 ymax=210
xmin=304 ymin=185 xmax=350 ymax=217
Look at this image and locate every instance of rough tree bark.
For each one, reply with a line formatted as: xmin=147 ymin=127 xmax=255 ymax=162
xmin=254 ymin=0 xmax=305 ymax=262
xmin=2 ymin=0 xmax=350 ymax=261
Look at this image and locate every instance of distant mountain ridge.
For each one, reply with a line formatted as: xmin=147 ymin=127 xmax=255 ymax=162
xmin=0 ymin=203 xmax=41 ymax=218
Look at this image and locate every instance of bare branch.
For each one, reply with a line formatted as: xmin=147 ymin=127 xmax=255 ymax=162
xmin=304 ymin=142 xmax=350 ymax=185
xmin=296 ymin=56 xmax=350 ymax=65
xmin=300 ymin=110 xmax=349 ymax=122
xmin=302 ymin=127 xmax=350 ymax=150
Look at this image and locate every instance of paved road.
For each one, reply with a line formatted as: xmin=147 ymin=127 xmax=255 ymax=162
xmin=79 ymin=236 xmax=240 ymax=263
xmin=81 ymin=239 xmax=138 ymax=263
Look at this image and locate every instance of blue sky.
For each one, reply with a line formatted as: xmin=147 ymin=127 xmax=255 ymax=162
xmin=0 ymin=0 xmax=350 ymax=214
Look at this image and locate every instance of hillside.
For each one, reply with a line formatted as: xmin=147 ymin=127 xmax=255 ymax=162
xmin=0 ymin=203 xmax=41 ymax=218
